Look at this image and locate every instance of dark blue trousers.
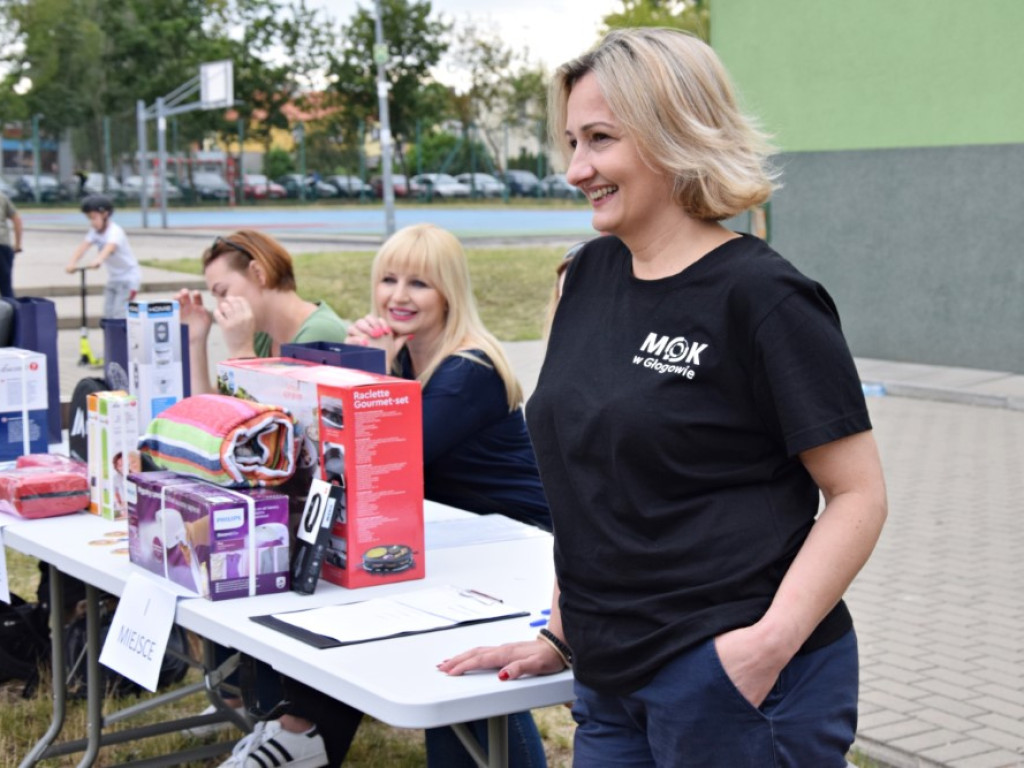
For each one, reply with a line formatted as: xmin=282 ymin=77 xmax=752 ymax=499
xmin=571 ymin=630 xmax=858 ymax=767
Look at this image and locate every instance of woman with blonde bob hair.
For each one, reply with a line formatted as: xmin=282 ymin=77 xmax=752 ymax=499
xmin=441 ymin=28 xmax=886 ymax=768
xmin=347 ymin=222 xmax=550 ymax=768
xmin=547 ymin=27 xmax=779 ymax=221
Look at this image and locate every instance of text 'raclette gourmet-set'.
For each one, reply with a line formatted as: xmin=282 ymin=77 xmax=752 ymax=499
xmin=216 ymin=357 xmax=424 ymax=589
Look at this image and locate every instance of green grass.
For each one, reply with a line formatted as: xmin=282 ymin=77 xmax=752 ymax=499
xmin=147 ymin=245 xmax=568 ymax=343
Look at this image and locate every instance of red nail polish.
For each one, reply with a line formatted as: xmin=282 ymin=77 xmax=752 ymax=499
xmin=498 ymin=670 xmax=510 ymax=681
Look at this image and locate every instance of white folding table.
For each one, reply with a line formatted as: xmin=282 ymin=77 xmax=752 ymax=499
xmin=4 ymin=502 xmax=574 ymax=768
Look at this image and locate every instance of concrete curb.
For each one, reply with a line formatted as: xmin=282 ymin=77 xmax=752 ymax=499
xmin=863 ymin=380 xmax=1024 ymax=412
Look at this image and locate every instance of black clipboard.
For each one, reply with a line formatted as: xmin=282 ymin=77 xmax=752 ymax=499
xmin=251 ymin=608 xmax=529 ymax=649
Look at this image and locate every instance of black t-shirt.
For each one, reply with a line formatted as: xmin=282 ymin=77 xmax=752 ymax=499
xmin=526 ymin=234 xmax=871 ymax=694
xmin=399 ymin=349 xmax=551 ymax=531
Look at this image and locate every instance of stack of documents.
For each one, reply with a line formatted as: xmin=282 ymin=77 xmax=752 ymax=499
xmin=254 ymin=585 xmax=527 ymax=647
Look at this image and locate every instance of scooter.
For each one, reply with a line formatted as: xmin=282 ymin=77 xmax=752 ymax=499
xmin=76 ymin=267 xmax=103 ymax=367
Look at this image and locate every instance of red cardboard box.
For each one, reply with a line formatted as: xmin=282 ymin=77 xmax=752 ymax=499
xmin=217 ymin=358 xmax=424 ymax=588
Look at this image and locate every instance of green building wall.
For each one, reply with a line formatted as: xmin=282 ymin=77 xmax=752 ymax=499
xmin=712 ymin=0 xmax=1024 ymax=152
xmin=712 ymin=1 xmax=1024 ymax=373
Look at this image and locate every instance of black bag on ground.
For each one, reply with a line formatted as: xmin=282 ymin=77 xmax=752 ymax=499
xmin=0 ymin=592 xmax=50 ymax=687
xmin=63 ymin=594 xmax=191 ymax=698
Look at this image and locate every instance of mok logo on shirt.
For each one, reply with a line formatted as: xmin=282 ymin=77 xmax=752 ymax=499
xmin=632 ymin=332 xmax=708 ymax=380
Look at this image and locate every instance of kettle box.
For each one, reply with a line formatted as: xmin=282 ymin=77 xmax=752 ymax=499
xmin=127 ymin=471 xmax=291 ymax=600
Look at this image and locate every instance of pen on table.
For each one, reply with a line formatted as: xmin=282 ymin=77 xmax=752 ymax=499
xmin=462 ymin=588 xmax=503 ymax=603
xmin=530 ymin=608 xmax=552 ymax=627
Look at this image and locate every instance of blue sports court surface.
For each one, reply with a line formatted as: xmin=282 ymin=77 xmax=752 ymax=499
xmin=23 ymin=205 xmax=598 ymax=240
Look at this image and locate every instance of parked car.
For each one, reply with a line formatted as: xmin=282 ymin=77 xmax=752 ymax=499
xmin=242 ymin=174 xmax=287 ymax=200
xmin=11 ymin=173 xmax=69 ymax=202
xmin=178 ymin=172 xmax=232 ymax=201
xmin=455 ymin=172 xmax=505 ymax=198
xmin=0 ymin=176 xmax=17 ymax=199
xmin=500 ymin=169 xmax=541 ymax=197
xmin=80 ymin=173 xmax=124 ymax=198
xmin=123 ymin=174 xmax=183 ymax=203
xmin=540 ymin=173 xmax=583 ymax=200
xmin=370 ymin=173 xmax=411 ymax=199
xmin=326 ymin=174 xmax=372 ymax=198
xmin=276 ymin=173 xmax=338 ymax=199
xmin=410 ymin=173 xmax=471 ymax=199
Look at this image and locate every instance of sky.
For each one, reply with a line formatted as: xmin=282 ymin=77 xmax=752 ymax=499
xmin=308 ymin=0 xmax=623 ymax=84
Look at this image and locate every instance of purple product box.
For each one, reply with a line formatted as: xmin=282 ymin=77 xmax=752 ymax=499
xmin=127 ymin=471 xmax=290 ymax=600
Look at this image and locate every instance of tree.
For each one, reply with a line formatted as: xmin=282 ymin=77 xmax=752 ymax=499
xmin=264 ymin=146 xmax=294 ymax=178
xmin=0 ymin=0 xmax=106 ymax=136
xmin=0 ymin=0 xmax=334 ymax=173
xmin=448 ymin=22 xmax=548 ymax=173
xmin=212 ymin=0 xmax=336 ymax=156
xmin=324 ymin=0 xmax=453 ymax=177
xmin=600 ymin=0 xmax=710 ymax=41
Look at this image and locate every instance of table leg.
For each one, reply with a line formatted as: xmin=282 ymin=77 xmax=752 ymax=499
xmin=450 ymin=717 xmax=509 ymax=768
xmin=18 ymin=565 xmax=68 ymax=768
xmin=77 ymin=582 xmax=103 ymax=768
xmin=487 ymin=716 xmax=509 ymax=768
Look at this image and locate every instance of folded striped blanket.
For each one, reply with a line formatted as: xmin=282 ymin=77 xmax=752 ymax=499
xmin=139 ymin=395 xmax=296 ymax=487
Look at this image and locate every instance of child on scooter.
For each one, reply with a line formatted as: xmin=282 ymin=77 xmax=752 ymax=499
xmin=65 ymin=195 xmax=140 ymax=319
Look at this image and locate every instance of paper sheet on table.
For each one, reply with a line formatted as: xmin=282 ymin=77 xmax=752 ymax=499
xmin=425 ymin=514 xmax=549 ymax=549
xmin=267 ymin=585 xmax=526 ymax=645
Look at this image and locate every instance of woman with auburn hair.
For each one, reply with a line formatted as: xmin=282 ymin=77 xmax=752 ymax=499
xmin=177 ymin=229 xmax=348 ymax=394
xmin=440 ymin=28 xmax=887 ymax=767
xmin=176 ymin=230 xmax=349 ymax=768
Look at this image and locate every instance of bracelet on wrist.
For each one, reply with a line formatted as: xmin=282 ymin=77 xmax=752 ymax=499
xmin=537 ymin=628 xmax=573 ymax=669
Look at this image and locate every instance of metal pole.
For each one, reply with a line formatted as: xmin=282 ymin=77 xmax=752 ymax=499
xmin=502 ymin=122 xmax=509 ymax=203
xmin=416 ymin=120 xmax=422 ymax=177
xmin=157 ymin=97 xmax=169 ymax=228
xmin=103 ymin=117 xmax=112 ymax=192
xmin=31 ymin=114 xmax=41 ymax=202
xmin=469 ymin=124 xmax=477 ymax=197
xmin=358 ymin=120 xmax=367 ymax=202
xmin=374 ymin=0 xmax=395 ymax=236
xmin=236 ymin=117 xmax=245 ymax=204
xmin=536 ymin=119 xmax=544 ymax=196
xmin=136 ymin=100 xmax=149 ymax=228
xmin=298 ymin=122 xmax=306 ymax=200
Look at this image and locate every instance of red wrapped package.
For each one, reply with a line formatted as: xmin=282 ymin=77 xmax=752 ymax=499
xmin=0 ymin=467 xmax=90 ymax=519
xmin=16 ymin=454 xmax=89 ymax=477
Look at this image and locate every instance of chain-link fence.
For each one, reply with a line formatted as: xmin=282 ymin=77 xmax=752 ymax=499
xmin=2 ymin=114 xmax=586 ymax=209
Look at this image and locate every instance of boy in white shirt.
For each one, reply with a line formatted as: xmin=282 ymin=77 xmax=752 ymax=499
xmin=65 ymin=195 xmax=141 ymax=318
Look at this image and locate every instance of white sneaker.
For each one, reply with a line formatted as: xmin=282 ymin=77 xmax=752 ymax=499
xmin=216 ymin=720 xmax=328 ymax=768
xmin=185 ymin=703 xmax=249 ymax=738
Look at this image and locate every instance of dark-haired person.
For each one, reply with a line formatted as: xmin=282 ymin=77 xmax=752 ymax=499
xmin=65 ymin=195 xmax=139 ymax=318
xmin=440 ymin=28 xmax=887 ymax=768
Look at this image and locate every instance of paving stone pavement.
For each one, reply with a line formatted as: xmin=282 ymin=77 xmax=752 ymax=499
xmin=849 ymin=395 xmax=1024 ymax=768
xmin=14 ymin=223 xmax=1024 ymax=768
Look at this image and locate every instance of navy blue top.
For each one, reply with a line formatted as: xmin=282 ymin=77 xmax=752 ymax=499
xmin=398 ymin=349 xmax=551 ymax=530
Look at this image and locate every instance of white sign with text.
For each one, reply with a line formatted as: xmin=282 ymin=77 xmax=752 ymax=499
xmin=99 ymin=574 xmax=178 ymax=692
